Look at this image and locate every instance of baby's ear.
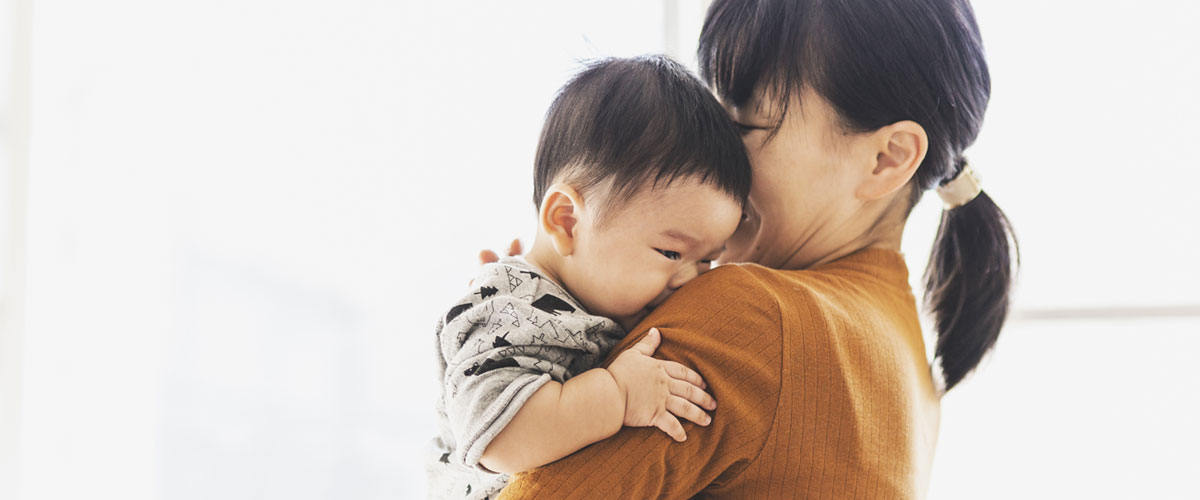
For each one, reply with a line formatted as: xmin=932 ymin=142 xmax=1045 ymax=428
xmin=538 ymin=183 xmax=583 ymax=256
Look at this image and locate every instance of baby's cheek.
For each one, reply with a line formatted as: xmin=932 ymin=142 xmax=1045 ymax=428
xmin=634 ymin=285 xmax=667 ymax=313
xmin=605 ymin=282 xmax=655 ymax=315
xmin=607 ymin=293 xmax=648 ymax=316
xmin=579 ymin=280 xmax=637 ymax=318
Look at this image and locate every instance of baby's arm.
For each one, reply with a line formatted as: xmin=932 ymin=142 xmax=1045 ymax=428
xmin=479 ymin=328 xmax=716 ymax=474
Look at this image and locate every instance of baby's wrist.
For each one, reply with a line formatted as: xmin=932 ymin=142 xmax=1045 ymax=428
xmin=598 ymin=367 xmax=629 ymax=421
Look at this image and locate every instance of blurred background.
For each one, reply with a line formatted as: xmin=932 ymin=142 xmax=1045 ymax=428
xmin=0 ymin=0 xmax=1197 ymax=499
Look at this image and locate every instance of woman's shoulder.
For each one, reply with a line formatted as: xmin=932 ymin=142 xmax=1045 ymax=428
xmin=714 ymin=250 xmax=915 ymax=304
xmin=637 ymin=263 xmax=795 ymax=339
xmin=689 ymin=262 xmax=788 ymax=289
xmin=603 ymin=262 xmax=788 ymax=368
xmin=681 ymin=262 xmax=820 ymax=304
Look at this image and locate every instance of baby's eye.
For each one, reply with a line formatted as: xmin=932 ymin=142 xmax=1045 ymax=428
xmin=655 ymin=249 xmax=682 ymax=261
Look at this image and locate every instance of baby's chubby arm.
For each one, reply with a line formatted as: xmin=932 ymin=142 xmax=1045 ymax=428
xmin=479 ymin=328 xmax=716 ymax=474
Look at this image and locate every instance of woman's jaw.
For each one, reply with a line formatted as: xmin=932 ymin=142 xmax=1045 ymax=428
xmin=717 ymin=204 xmax=760 ymax=266
xmin=718 ymin=192 xmax=907 ymax=271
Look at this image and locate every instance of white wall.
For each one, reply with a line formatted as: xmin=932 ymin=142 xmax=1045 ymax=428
xmin=0 ymin=1 xmax=31 ymax=499
xmin=9 ymin=1 xmax=674 ymax=499
xmin=918 ymin=2 xmax=1200 ymax=498
xmin=1 ymin=1 xmax=1197 ymax=499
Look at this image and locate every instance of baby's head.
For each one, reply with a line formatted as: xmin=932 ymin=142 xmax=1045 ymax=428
xmin=527 ymin=56 xmax=752 ymax=330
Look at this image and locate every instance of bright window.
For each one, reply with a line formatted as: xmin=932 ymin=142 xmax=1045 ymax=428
xmin=2 ymin=1 xmax=1196 ymax=499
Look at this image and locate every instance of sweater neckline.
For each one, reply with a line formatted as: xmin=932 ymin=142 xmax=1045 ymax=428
xmin=810 ymin=246 xmax=912 ymax=288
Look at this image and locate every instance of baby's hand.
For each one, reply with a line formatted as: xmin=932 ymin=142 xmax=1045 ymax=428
xmin=607 ymin=328 xmax=717 ymax=442
xmin=470 ymin=239 xmax=522 ymax=287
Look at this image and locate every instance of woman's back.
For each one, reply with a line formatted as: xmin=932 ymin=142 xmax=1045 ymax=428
xmin=499 ymin=247 xmax=940 ymax=499
xmin=727 ymin=248 xmax=940 ymax=499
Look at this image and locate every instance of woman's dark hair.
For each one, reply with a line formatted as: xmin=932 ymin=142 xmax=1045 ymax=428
xmin=533 ymin=55 xmax=752 ymax=219
xmin=699 ymin=0 xmax=1018 ymax=391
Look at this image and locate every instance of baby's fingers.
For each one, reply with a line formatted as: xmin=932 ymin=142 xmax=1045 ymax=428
xmin=630 ymin=328 xmax=662 ymax=356
xmin=478 ymin=239 xmax=521 ymax=266
xmin=663 ymin=361 xmax=707 ymax=390
xmin=667 ymin=395 xmax=712 ymax=427
xmin=653 ymin=413 xmax=688 ymax=442
xmin=669 ymin=379 xmax=717 ymax=411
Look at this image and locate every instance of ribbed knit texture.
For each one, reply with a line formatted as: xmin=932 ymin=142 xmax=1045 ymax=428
xmin=497 ymin=247 xmax=940 ymax=499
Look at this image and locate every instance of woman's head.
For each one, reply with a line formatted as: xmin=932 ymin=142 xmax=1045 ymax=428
xmin=699 ymin=0 xmax=1017 ymax=391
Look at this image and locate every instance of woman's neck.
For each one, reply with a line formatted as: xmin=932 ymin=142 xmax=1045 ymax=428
xmin=778 ymin=198 xmax=909 ymax=270
xmin=803 ymin=228 xmax=903 ymax=269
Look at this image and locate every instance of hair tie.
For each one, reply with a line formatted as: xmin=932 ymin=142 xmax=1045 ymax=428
xmin=936 ymin=159 xmax=982 ymax=209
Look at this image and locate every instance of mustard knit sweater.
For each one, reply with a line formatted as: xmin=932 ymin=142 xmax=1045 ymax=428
xmin=499 ymin=247 xmax=941 ymax=499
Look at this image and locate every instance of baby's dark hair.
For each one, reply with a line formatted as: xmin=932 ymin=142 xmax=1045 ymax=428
xmin=533 ymin=55 xmax=751 ymax=219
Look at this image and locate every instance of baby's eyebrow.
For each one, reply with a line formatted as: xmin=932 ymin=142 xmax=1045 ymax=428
xmin=660 ymin=229 xmax=699 ymax=249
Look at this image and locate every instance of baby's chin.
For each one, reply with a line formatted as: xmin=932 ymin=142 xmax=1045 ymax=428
xmin=615 ymin=308 xmax=652 ymax=333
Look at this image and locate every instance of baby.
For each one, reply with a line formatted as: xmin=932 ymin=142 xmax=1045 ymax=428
xmin=428 ymin=55 xmax=752 ymax=500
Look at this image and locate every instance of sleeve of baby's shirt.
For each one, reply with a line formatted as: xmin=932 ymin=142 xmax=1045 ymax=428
xmin=439 ymin=293 xmax=583 ymax=472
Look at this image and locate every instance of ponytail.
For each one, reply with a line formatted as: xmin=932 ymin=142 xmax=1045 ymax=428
xmin=923 ymin=190 xmax=1019 ymax=391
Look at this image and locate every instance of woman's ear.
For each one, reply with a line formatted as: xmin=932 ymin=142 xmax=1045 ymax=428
xmin=538 ymin=183 xmax=583 ymax=256
xmin=856 ymin=120 xmax=928 ymax=201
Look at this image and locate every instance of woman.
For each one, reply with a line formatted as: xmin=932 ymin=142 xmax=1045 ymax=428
xmin=497 ymin=0 xmax=1016 ymax=497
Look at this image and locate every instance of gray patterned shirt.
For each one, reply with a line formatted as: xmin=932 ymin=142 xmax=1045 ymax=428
xmin=427 ymin=257 xmax=626 ymax=500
